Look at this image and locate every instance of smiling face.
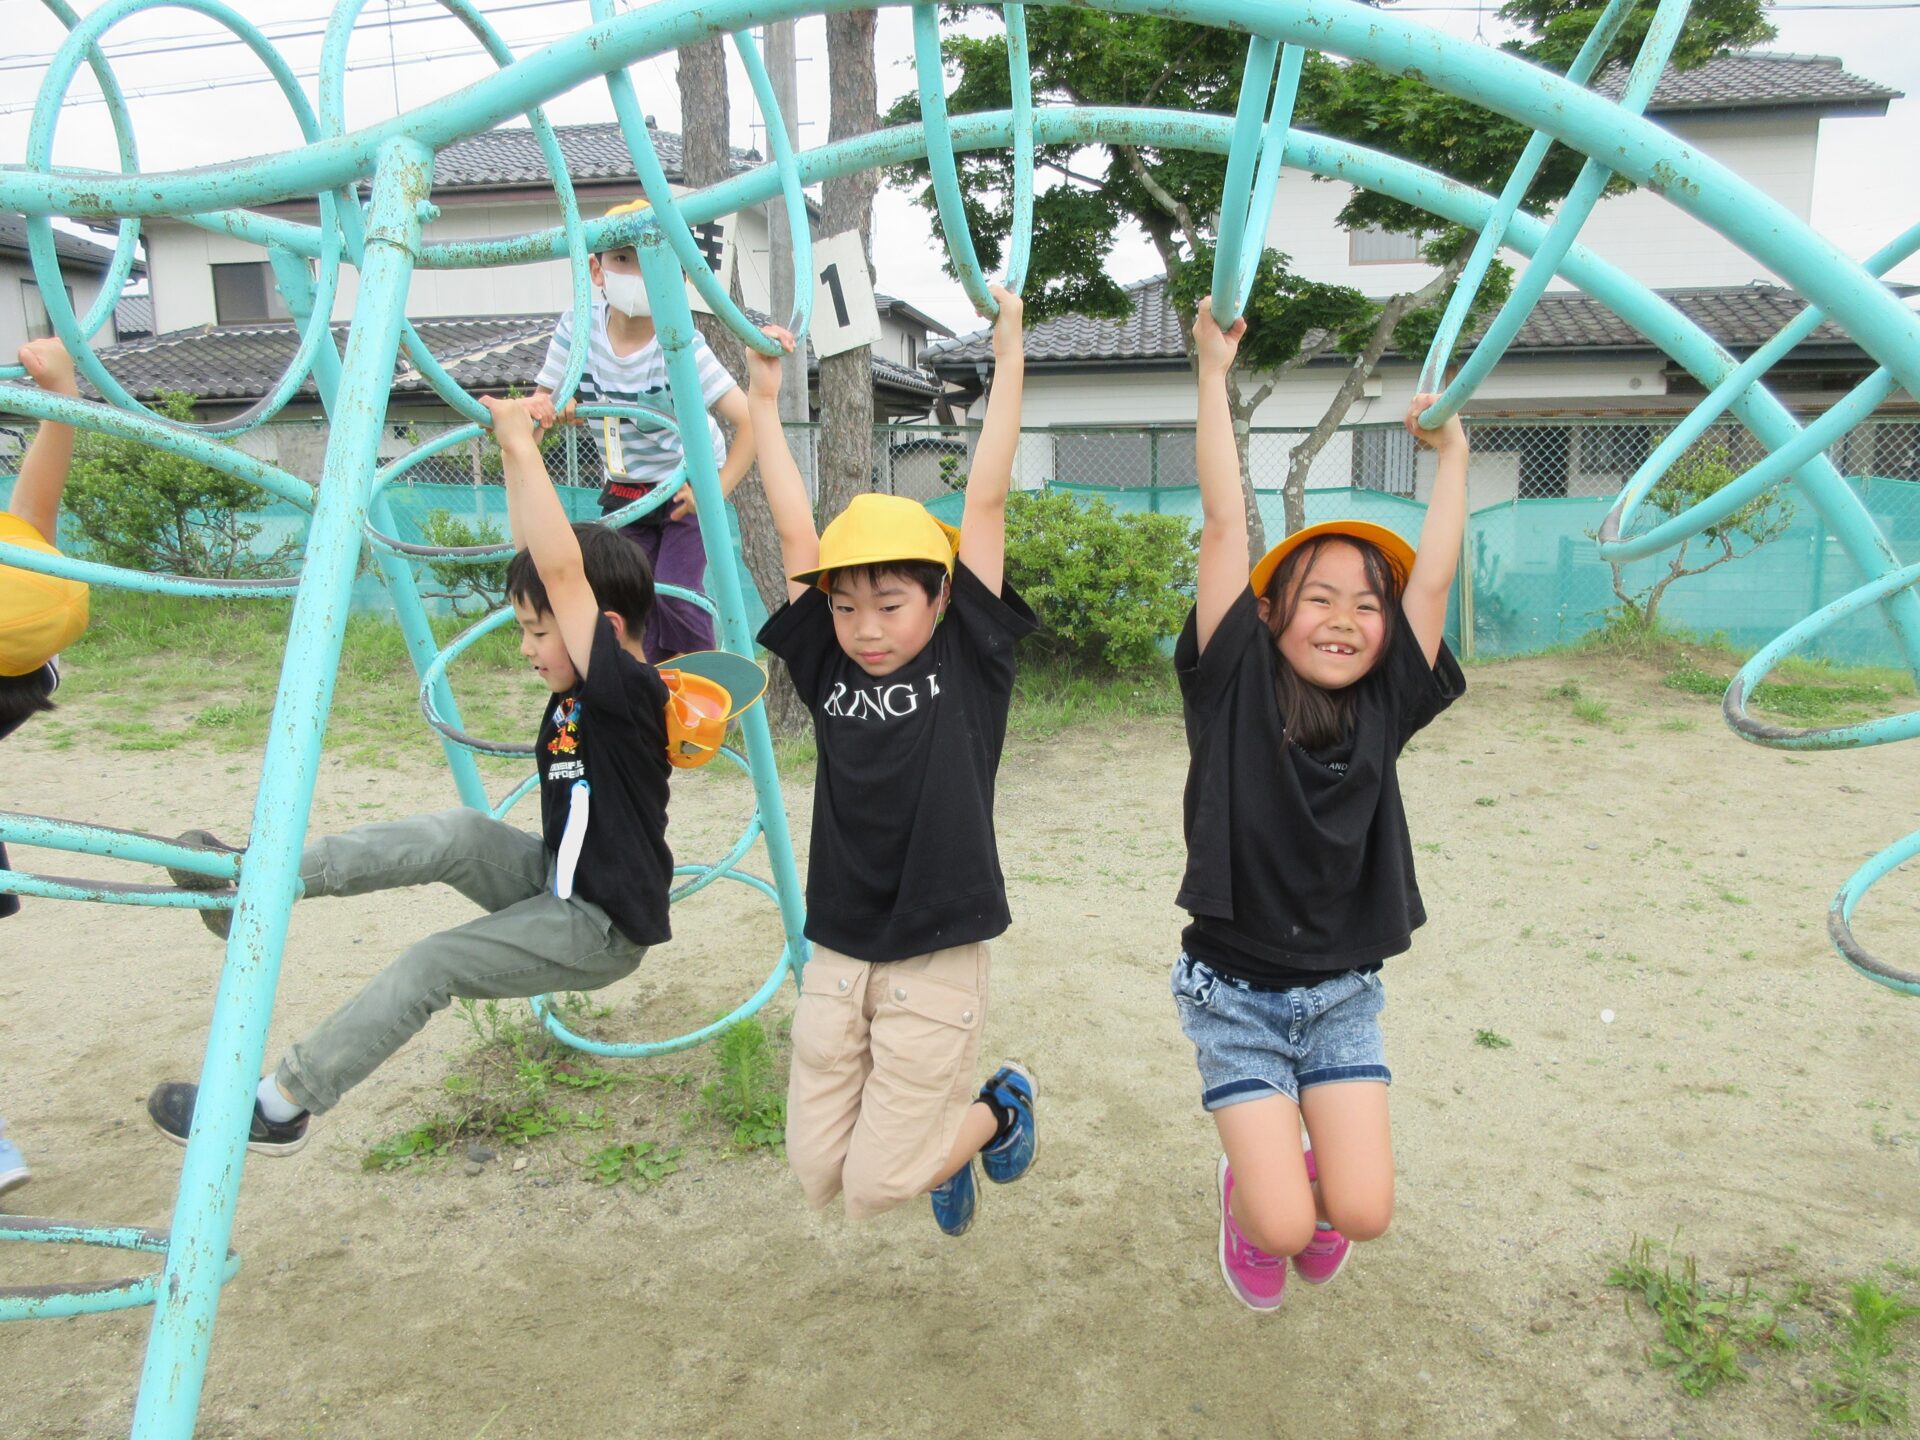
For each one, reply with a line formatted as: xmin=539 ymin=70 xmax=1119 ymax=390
xmin=514 ymin=597 xmax=579 ymax=693
xmin=1260 ymin=539 xmax=1390 ymax=691
xmin=828 ymin=566 xmax=948 ymax=677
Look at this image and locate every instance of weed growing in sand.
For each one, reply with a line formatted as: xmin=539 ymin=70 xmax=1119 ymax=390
xmin=1475 ymin=796 xmax=1498 ymax=808
xmin=701 ymin=1018 xmax=786 ymax=1154
xmin=1814 ymin=1280 xmax=1919 ymax=1427
xmin=1474 ymin=1029 xmax=1512 ymax=1050
xmin=1571 ymin=696 xmax=1611 ymax=725
xmin=585 ymin=1140 xmax=683 ymax=1189
xmin=1607 ymin=1236 xmax=1797 ymax=1397
xmin=1547 ymin=679 xmax=1583 ymax=701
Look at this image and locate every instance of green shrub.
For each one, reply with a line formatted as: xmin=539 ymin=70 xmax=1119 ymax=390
xmin=62 ymin=391 xmax=298 ymax=579
xmin=1003 ymin=490 xmax=1195 ymax=671
xmin=418 ymin=509 xmax=511 ymax=615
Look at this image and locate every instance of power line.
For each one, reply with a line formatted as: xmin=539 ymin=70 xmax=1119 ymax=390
xmin=0 ymin=0 xmax=585 ymax=77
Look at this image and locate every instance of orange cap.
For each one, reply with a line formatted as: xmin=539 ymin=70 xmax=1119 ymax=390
xmin=1249 ymin=519 xmax=1416 ymax=598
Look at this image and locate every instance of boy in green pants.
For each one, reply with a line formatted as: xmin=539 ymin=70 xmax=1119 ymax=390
xmin=149 ymin=395 xmax=675 ymax=1152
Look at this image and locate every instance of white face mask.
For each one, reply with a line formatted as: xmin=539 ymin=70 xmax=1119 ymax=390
xmin=600 ymin=268 xmax=651 ymax=319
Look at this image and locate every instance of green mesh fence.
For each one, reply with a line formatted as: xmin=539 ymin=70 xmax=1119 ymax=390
xmin=13 ymin=459 xmax=1920 ymax=669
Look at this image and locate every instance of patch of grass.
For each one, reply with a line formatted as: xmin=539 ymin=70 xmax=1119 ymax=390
xmin=584 ymin=1140 xmax=682 ymax=1189
xmin=1547 ymin=679 xmax=1584 ymax=700
xmin=1571 ymin=696 xmax=1611 ymax=726
xmin=1606 ymin=1236 xmax=1797 ymax=1397
xmin=1659 ymin=716 xmax=1697 ymax=732
xmin=1009 ymin=656 xmax=1181 ymax=740
xmin=1817 ymin=1280 xmax=1919 ymax=1427
xmin=1473 ymin=1029 xmax=1512 ymax=1049
xmin=1474 ymin=795 xmax=1498 ymax=808
xmin=362 ymin=1120 xmax=458 ymax=1172
xmin=700 ymin=1017 xmax=786 ymax=1154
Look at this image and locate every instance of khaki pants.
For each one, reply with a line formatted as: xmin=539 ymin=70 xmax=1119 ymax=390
xmin=785 ymin=942 xmax=989 ymax=1220
xmin=275 ymin=808 xmax=649 ymax=1115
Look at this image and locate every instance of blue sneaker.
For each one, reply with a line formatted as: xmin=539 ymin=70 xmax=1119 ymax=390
xmin=0 ymin=1133 xmax=30 ymax=1199
xmin=929 ymin=1158 xmax=978 ymax=1237
xmin=978 ymin=1061 xmax=1037 ymax=1186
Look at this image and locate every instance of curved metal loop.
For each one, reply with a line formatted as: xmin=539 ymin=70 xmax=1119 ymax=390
xmin=318 ymin=0 xmax=593 ymax=421
xmin=533 ymin=869 xmax=799 ymax=1060
xmin=1599 ymin=367 xmax=1897 ymax=565
xmin=0 ymin=1216 xmax=241 ymax=1323
xmin=1419 ymin=0 xmax=1694 ymax=428
xmin=1002 ymin=5 xmax=1035 ymax=297
xmin=1417 ymin=0 xmax=1640 ymax=392
xmin=1210 ymin=39 xmax=1305 ymax=327
xmin=734 ymin=26 xmax=814 ymax=340
xmin=417 ymin=582 xmax=723 ymax=758
xmin=363 ymin=405 xmax=685 ymax=563
xmin=912 ymin=5 xmax=990 ymax=316
xmin=1599 ymin=219 xmax=1920 ymax=560
xmin=586 ymin=0 xmax=789 ymax=355
xmin=1721 ymin=560 xmax=1920 ymax=752
xmin=27 ymin=0 xmax=342 ymax=436
xmin=0 ymin=0 xmax=141 ymax=384
xmin=1829 ymin=833 xmax=1920 ymax=997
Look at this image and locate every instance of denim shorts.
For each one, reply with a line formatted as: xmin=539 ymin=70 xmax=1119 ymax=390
xmin=1170 ymin=952 xmax=1390 ymax=1111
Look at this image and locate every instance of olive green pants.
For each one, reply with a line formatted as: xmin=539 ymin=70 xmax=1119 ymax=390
xmin=275 ymin=808 xmax=648 ymax=1115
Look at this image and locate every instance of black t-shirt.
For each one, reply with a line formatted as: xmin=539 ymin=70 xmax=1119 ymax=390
xmin=536 ymin=617 xmax=675 ymax=946
xmin=757 ymin=562 xmax=1038 ymax=962
xmin=1174 ymin=588 xmax=1464 ymax=987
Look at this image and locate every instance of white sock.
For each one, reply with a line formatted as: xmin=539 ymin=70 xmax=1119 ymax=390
xmin=256 ymin=1076 xmax=303 ymax=1122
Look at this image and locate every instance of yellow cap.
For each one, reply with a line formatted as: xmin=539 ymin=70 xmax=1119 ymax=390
xmin=792 ymin=493 xmax=960 ymax=590
xmin=1249 ymin=519 xmax=1416 ymax=598
xmin=604 ymin=198 xmax=651 ymax=219
xmin=0 ymin=512 xmax=88 ymax=677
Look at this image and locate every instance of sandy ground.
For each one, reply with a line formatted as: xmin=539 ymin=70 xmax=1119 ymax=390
xmin=5 ymin=653 xmax=1920 ymax=1439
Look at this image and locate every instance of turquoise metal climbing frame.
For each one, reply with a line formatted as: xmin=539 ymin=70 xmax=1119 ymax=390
xmin=3 ymin=0 xmax=1920 ymax=1431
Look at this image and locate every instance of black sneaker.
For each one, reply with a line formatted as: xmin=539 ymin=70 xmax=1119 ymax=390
xmin=166 ymin=829 xmax=241 ymax=941
xmin=147 ymin=1081 xmax=309 ymax=1157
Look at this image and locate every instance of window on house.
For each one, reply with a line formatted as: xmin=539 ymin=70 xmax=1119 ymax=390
xmin=904 ymin=334 xmax=919 ymax=369
xmin=1349 ymin=227 xmax=1423 ymax=265
xmin=20 ymin=280 xmax=73 ymax=342
xmin=211 ymin=261 xmax=290 ymax=324
xmin=1351 ymin=426 xmax=1418 ymax=495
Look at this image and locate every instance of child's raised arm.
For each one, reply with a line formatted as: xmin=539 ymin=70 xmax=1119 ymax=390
xmin=482 ymin=395 xmax=603 ymax=678
xmin=1400 ymin=394 xmax=1469 ymax=667
xmin=743 ymin=326 xmax=819 ymax=603
xmin=956 ymin=285 xmax=1024 ymax=596
xmin=1192 ymin=299 xmax=1250 ymax=654
xmin=7 ymin=339 xmax=79 ymax=544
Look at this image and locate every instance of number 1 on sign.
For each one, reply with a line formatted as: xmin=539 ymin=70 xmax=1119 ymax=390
xmin=820 ymin=263 xmax=851 ymax=328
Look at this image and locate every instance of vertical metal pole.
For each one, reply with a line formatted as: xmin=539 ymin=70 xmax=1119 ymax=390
xmin=635 ymin=227 xmax=810 ymax=973
xmin=130 ymin=139 xmax=437 ymax=1440
xmin=266 ymin=242 xmax=489 ymax=811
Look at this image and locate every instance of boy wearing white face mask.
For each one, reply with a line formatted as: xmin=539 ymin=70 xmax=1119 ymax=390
xmin=533 ymin=198 xmax=755 ymax=661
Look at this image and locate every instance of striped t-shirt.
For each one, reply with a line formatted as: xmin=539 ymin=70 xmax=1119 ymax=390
xmin=535 ymin=301 xmax=736 ymax=486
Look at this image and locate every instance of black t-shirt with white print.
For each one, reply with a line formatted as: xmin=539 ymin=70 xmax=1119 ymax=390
xmin=1174 ymin=587 xmax=1464 ymax=988
xmin=757 ymin=562 xmax=1038 ymax=962
xmin=535 ymin=616 xmax=675 ymax=947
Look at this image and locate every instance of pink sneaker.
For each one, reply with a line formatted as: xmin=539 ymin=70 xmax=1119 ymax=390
xmin=1292 ymin=1147 xmax=1352 ymax=1285
xmin=1216 ymin=1156 xmax=1287 ymax=1312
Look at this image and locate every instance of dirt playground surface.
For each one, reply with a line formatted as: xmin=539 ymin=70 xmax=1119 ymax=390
xmin=5 ymin=653 xmax=1920 ymax=1438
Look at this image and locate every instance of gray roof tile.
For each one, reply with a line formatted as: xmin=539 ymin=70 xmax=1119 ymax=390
xmin=1610 ymin=51 xmax=1901 ymax=113
xmin=928 ymin=276 xmax=1872 ymax=371
xmin=431 ymin=121 xmax=758 ymax=192
xmin=91 ymin=312 xmax=939 ymax=404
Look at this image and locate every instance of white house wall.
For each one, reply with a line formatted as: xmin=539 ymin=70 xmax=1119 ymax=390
xmin=1266 ymin=111 xmax=1821 ymax=295
xmin=2 ymin=254 xmax=113 ymax=361
xmin=146 ymin=199 xmax=775 ymax=332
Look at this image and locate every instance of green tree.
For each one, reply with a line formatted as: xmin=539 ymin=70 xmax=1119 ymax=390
xmin=63 ymin=391 xmax=298 ymax=578
xmin=1598 ymin=439 xmax=1794 ymax=630
xmin=891 ymin=0 xmax=1770 ymax=542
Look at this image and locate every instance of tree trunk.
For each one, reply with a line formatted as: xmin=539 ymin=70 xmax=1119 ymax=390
xmin=817 ymin=10 xmax=878 ymax=520
xmin=677 ymin=37 xmax=807 ymax=730
xmin=1279 ymin=247 xmax=1473 ymax=536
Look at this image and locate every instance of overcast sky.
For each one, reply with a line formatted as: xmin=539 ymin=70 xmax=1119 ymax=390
xmin=4 ymin=0 xmax=1915 ymax=336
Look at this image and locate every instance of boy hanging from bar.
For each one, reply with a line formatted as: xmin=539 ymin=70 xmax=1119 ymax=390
xmin=745 ymin=284 xmax=1039 ymax=1237
xmin=148 ymin=394 xmax=676 ymax=1153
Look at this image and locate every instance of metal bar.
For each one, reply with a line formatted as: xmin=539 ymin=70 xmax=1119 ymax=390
xmin=129 ymin=136 xmax=436 ymax=1440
